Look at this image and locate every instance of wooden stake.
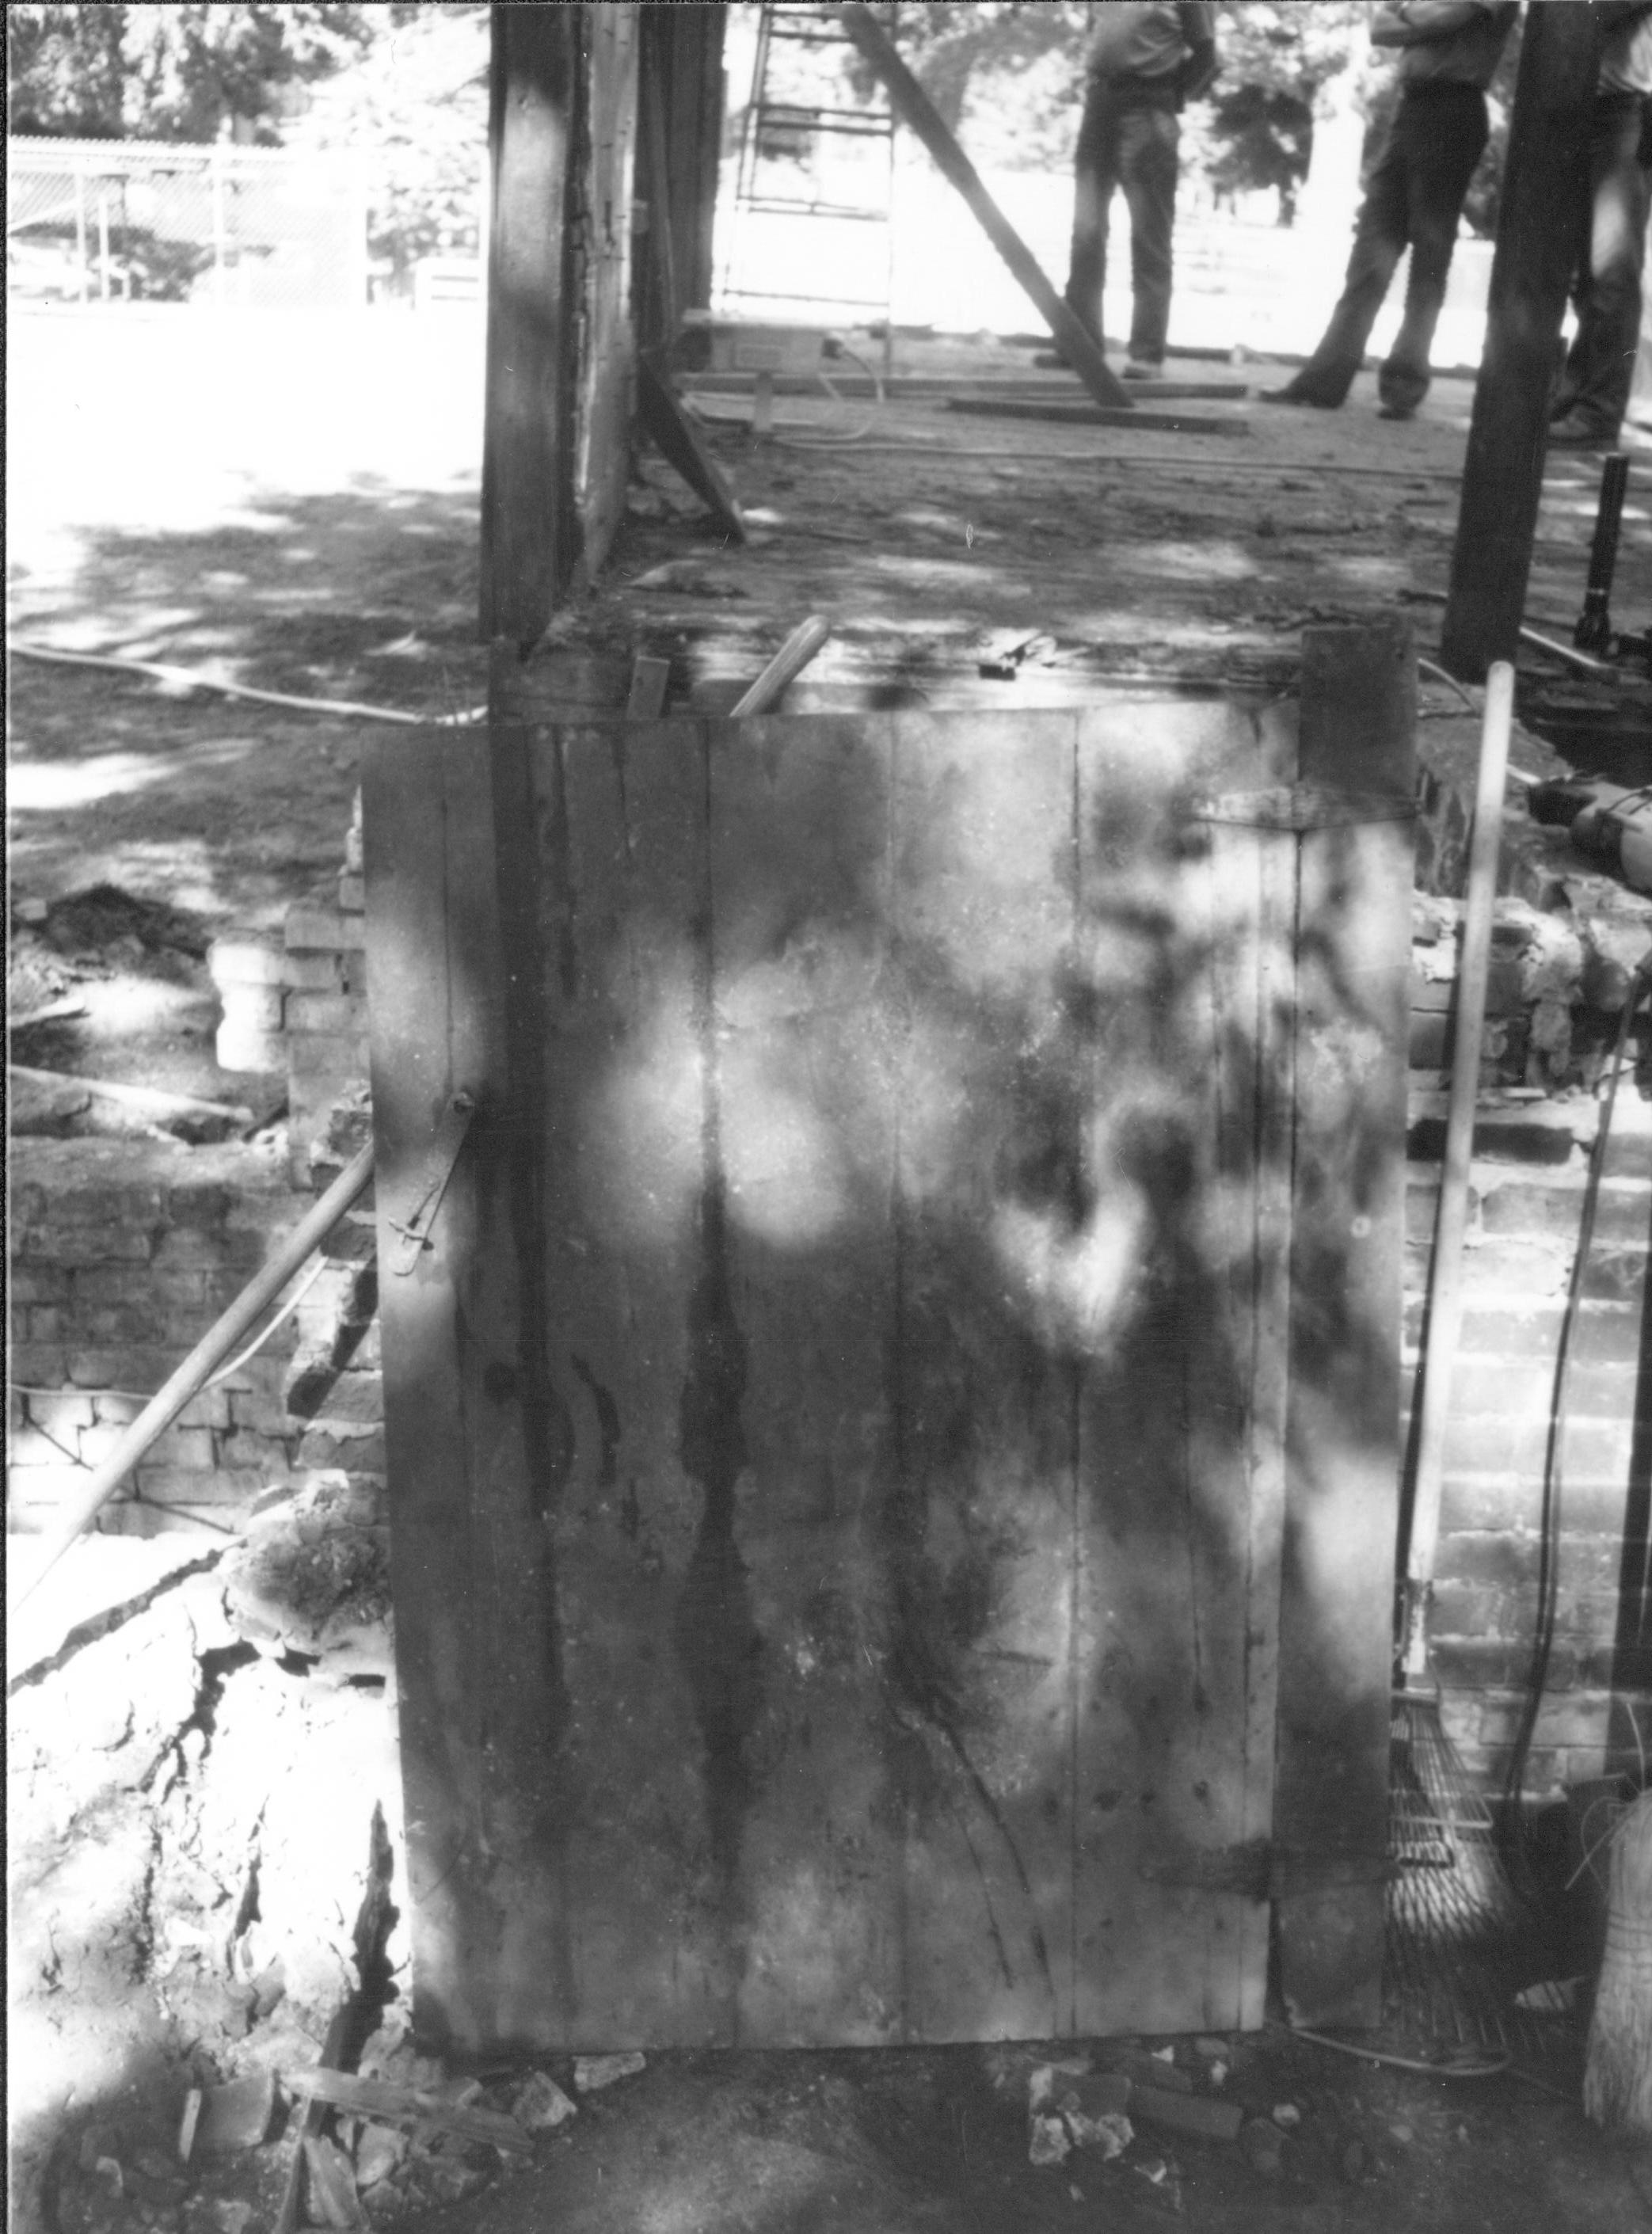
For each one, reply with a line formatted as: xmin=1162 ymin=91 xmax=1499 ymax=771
xmin=1439 ymin=6 xmax=1601 ymax=679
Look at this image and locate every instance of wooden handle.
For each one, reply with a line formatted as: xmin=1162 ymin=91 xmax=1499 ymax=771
xmin=730 ymin=615 xmax=832 ymax=715
xmin=1403 ymin=660 xmax=1516 ymax=1673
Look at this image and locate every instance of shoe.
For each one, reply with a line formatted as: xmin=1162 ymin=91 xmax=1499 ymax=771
xmin=1547 ymin=411 xmax=1620 ymax=448
xmin=1122 ymin=359 xmax=1161 ymax=380
xmin=1261 ymin=386 xmax=1339 ymax=408
xmin=1033 ymin=350 xmax=1072 ymax=371
xmin=1377 ymin=403 xmax=1415 ymax=422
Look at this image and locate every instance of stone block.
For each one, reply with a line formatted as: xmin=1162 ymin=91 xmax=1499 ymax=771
xmin=286 ymin=905 xmax=365 ymax=956
xmin=209 ymin=938 xmax=287 ymax=989
xmin=285 ymin=991 xmax=365 ymax=1037
xmin=281 ymin=950 xmax=348 ymax=993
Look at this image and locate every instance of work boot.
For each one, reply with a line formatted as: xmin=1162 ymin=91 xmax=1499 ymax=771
xmin=1122 ymin=358 xmax=1161 ymax=381
xmin=1261 ymin=382 xmax=1340 ymax=409
xmin=1548 ymin=410 xmax=1620 ymax=449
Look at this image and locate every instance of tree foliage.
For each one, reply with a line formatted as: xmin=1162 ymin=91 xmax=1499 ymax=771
xmin=6 ymin=4 xmax=371 ymax=142
xmin=291 ymin=2 xmax=489 ymax=287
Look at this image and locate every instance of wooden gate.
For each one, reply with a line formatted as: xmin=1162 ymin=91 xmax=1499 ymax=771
xmin=363 ymin=630 xmax=1413 ymax=2053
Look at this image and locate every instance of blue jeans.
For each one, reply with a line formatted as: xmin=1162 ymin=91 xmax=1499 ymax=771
xmin=1064 ymin=85 xmax=1180 ymax=364
xmin=1554 ymin=93 xmax=1652 ymax=436
xmin=1285 ymin=80 xmax=1488 ymax=413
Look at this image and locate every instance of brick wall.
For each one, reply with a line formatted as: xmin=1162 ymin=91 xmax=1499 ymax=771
xmin=8 ymin=1140 xmax=307 ymax=1536
xmin=8 ymin=1125 xmax=385 ymax=1541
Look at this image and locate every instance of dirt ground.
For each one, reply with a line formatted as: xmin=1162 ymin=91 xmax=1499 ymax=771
xmin=10 ymin=307 xmax=1652 ymax=2232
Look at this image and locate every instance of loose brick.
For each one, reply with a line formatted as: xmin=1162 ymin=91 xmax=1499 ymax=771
xmin=1408 ymin=1112 xmax=1580 ymax=1168
xmin=162 ymin=1182 xmax=234 ymax=1227
xmin=6 ymin=1266 xmax=72 ymax=1306
xmin=1479 ymin=1178 xmax=1650 ymax=1246
xmin=226 ymin=1387 xmax=296 ymax=1436
xmin=208 ymin=938 xmax=287 ymax=988
xmin=286 ymin=905 xmax=365 ymax=954
xmin=131 ymin=1463 xmax=274 ymax=1506
xmin=282 ymin=950 xmax=348 ymax=993
xmin=285 ymin=991 xmax=365 ymax=1037
xmin=8 ymin=1424 xmax=83 ymax=1469
xmin=26 ymin=1391 xmax=97 ymax=1433
xmin=337 ymin=874 xmax=365 ymax=914
xmin=1580 ymin=1245 xmax=1649 ymax=1303
xmin=19 ymin=1227 xmax=153 ymax=1268
xmin=25 ymin=1307 xmax=67 ymax=1344
xmin=289 ymin=1368 xmax=383 ymax=1426
xmin=10 ymin=1343 xmax=70 ymax=1386
xmin=1433 ymin=1531 xmax=1540 ymax=1590
xmin=1432 ymin=1638 xmax=1562 ymax=1689
xmin=288 ymin=1031 xmax=369 ymax=1081
xmin=292 ymin=1427 xmax=386 ymax=1473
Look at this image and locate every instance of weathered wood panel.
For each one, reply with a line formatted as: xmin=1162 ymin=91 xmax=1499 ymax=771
xmin=1276 ymin=623 xmax=1415 ymax=2026
xmin=367 ymin=684 xmax=1409 ymax=2049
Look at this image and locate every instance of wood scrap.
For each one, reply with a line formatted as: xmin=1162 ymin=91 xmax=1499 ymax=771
xmin=8 ymin=1065 xmax=253 ymax=1126
xmin=8 ymin=996 xmax=89 ymax=1029
xmin=946 ymin=397 xmax=1250 ymax=437
xmin=196 ymin=2072 xmax=275 ymax=2154
xmin=284 ymin=2069 xmax=533 ymax=2155
xmin=637 ymin=351 xmax=747 ymax=542
xmin=276 ymin=2009 xmax=352 ymax=2234
xmin=303 ymin=2136 xmax=364 ymax=2229
xmin=625 ymin=654 xmax=672 ymax=717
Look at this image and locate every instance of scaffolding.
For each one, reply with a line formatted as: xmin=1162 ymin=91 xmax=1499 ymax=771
xmin=718 ymin=2 xmax=897 ymax=343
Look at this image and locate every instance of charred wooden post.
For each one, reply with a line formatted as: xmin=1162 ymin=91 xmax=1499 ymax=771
xmin=1440 ymin=5 xmax=1601 ymax=681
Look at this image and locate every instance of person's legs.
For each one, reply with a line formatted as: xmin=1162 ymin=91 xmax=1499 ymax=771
xmin=1379 ymin=85 xmax=1488 ymax=417
xmin=1269 ymin=114 xmax=1411 ymax=407
xmin=1065 ymin=79 xmax=1122 ymax=346
xmin=1117 ymin=104 xmax=1180 ymax=365
xmin=1555 ymin=96 xmax=1651 ymax=440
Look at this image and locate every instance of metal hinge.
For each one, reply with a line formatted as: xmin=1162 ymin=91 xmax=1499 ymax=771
xmin=1140 ymin=1837 xmax=1395 ymax=1901
xmin=386 ymin=1091 xmax=478 ymax=1275
xmin=1188 ymin=786 xmax=1416 ymax=832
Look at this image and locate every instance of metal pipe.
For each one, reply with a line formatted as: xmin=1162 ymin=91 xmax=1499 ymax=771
xmin=11 ymin=1141 xmax=377 ymax=1610
xmin=1574 ymin=451 xmax=1630 ymax=652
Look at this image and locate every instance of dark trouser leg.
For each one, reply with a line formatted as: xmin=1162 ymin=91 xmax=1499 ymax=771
xmin=1380 ymin=84 xmax=1489 ymax=414
xmin=1065 ymin=80 xmax=1121 ymax=345
xmin=1281 ymin=116 xmax=1412 ymax=406
xmin=1117 ymin=103 xmax=1180 ymax=363
xmin=1559 ymin=95 xmax=1652 ymax=437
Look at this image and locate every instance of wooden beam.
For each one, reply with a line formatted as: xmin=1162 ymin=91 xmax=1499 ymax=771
xmin=480 ymin=2 xmax=580 ymax=649
xmin=834 ymin=3 xmax=1133 ymax=412
xmin=1439 ymin=5 xmax=1601 ymax=681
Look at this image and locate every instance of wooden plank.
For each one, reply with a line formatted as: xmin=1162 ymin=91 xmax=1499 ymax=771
xmin=835 ymin=4 xmax=1134 ymax=414
xmin=704 ymin=712 xmax=907 ymax=2041
xmin=886 ymin=710 xmax=1083 ymax=2041
xmin=525 ymin=715 xmax=737 ymax=2044
xmin=364 ymin=725 xmax=550 ymax=2052
xmin=1273 ymin=622 xmax=1415 ymax=2027
xmin=480 ymin=3 xmax=580 ymax=647
xmin=1439 ymin=6 xmax=1601 ymax=680
xmin=638 ymin=353 xmax=748 ymax=540
xmin=1071 ymin=696 xmax=1286 ymax=2038
xmin=946 ymin=397 xmax=1250 ymax=437
xmin=573 ymin=4 xmax=639 ymax=588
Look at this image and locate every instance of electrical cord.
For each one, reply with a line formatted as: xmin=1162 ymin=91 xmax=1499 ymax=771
xmin=1501 ymin=950 xmax=1652 ymax=1868
xmin=11 ymin=641 xmax=486 ymax=727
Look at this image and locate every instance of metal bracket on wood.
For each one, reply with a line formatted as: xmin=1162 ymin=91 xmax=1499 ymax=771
xmin=1140 ymin=1838 xmax=1396 ymax=1901
xmin=386 ymin=1092 xmax=477 ymax=1274
xmin=1188 ymin=786 xmax=1417 ymax=832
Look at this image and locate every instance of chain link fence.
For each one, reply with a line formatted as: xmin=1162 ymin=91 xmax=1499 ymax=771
xmin=7 ymin=139 xmax=369 ymax=309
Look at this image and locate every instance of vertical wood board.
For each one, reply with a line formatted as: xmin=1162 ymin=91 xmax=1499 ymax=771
xmin=367 ymin=683 xmax=1408 ymax=2049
